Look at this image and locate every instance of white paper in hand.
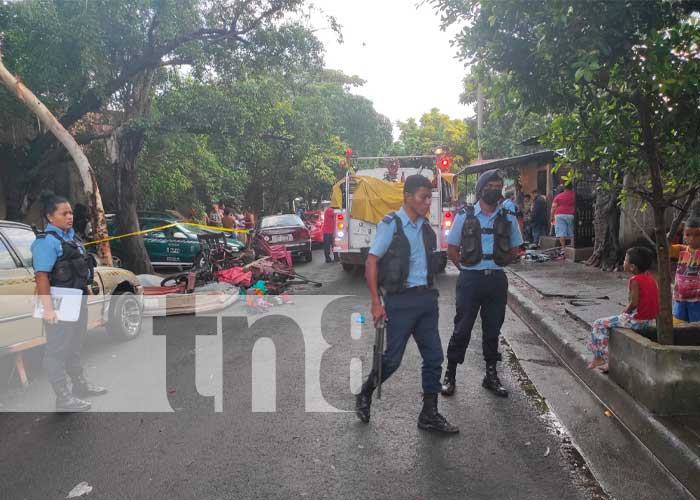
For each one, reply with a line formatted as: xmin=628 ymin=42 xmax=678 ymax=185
xmin=33 ymin=287 xmax=83 ymax=322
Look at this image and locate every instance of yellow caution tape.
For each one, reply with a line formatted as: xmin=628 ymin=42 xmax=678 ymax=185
xmin=85 ymin=222 xmax=249 ymax=246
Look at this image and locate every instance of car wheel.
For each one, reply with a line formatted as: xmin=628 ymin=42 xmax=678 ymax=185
xmin=341 ymin=263 xmax=354 ymax=272
xmin=107 ymin=291 xmax=143 ymax=341
xmin=192 ymin=252 xmax=206 ymax=270
xmin=304 ymin=251 xmax=313 ymax=263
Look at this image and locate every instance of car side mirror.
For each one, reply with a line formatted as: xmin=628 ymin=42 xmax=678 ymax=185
xmin=172 ymin=232 xmax=188 ymax=240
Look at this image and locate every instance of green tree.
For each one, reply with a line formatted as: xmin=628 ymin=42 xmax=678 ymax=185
xmin=430 ymin=0 xmax=700 ymax=343
xmin=0 ymin=0 xmax=314 ymax=273
xmin=392 ymin=108 xmax=475 ymax=166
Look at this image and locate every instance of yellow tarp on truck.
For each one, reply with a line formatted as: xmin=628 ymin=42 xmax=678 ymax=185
xmin=331 ymin=176 xmax=405 ymax=225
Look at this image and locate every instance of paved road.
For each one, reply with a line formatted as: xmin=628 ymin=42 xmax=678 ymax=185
xmin=0 ymin=250 xmax=603 ymax=499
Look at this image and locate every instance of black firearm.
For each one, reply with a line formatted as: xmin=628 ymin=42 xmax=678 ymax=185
xmin=373 ymin=315 xmax=386 ymax=399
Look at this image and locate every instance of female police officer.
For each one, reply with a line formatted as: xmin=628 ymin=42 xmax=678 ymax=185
xmin=441 ymin=169 xmax=523 ymax=399
xmin=31 ymin=192 xmax=107 ymax=412
xmin=355 ymin=175 xmax=458 ymax=434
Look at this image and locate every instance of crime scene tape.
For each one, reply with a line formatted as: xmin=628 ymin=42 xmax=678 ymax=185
xmin=85 ymin=222 xmax=249 ymax=246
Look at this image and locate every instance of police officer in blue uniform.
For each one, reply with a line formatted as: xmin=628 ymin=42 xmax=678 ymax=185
xmin=31 ymin=192 xmax=107 ymax=412
xmin=441 ymin=170 xmax=523 ymax=398
xmin=355 ymin=175 xmax=458 ymax=434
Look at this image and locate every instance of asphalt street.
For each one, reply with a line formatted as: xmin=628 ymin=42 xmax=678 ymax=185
xmin=1 ymin=249 xmax=609 ymax=500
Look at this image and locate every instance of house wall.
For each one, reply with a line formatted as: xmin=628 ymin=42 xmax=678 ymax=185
xmin=619 ymin=174 xmax=674 ymax=249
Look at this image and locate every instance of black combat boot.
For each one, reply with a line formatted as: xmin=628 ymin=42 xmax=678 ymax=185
xmin=440 ymin=363 xmax=457 ymax=397
xmin=482 ymin=362 xmax=508 ymax=398
xmin=417 ymin=393 xmax=459 ymax=434
xmin=355 ymin=377 xmax=376 ymax=423
xmin=71 ymin=374 xmax=108 ymax=398
xmin=52 ymin=382 xmax=91 ymax=412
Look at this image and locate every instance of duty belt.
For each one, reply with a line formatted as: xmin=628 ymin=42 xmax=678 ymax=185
xmin=390 ymin=285 xmax=434 ymax=295
xmin=461 ymin=268 xmax=504 ymax=276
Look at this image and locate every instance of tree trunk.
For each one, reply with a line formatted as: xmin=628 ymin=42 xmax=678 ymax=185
xmin=109 ymin=127 xmax=153 ymax=275
xmin=637 ymin=94 xmax=674 ymax=345
xmin=585 ymin=185 xmax=622 ymax=271
xmin=0 ymin=51 xmax=112 ymax=264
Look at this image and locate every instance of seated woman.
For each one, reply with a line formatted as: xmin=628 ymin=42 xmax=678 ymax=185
xmin=587 ymin=247 xmax=659 ymax=371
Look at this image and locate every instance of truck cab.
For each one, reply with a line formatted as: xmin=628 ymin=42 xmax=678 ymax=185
xmin=332 ymin=155 xmax=456 ymax=272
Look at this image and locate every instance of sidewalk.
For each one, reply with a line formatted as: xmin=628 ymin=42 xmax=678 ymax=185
xmin=506 ymin=260 xmax=700 ymax=499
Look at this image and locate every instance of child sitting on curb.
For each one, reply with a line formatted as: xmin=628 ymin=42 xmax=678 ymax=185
xmin=588 ymin=247 xmax=659 ymax=371
xmin=670 ymin=215 xmax=700 ymax=323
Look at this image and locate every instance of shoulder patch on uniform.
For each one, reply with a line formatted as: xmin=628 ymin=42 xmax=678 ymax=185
xmin=382 ymin=212 xmax=397 ymax=224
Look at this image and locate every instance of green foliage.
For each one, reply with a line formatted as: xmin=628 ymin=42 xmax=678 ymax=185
xmin=430 ymin=0 xmax=700 ymax=199
xmin=391 ymin=108 xmax=475 ymax=166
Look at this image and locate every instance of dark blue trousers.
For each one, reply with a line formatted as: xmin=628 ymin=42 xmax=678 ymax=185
xmin=447 ymin=270 xmax=508 ymax=365
xmin=44 ymin=297 xmax=87 ymax=385
xmin=323 ymin=233 xmax=337 ymax=261
xmin=379 ymin=288 xmax=444 ymax=394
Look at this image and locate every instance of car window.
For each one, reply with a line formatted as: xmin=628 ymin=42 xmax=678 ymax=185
xmin=0 ymin=238 xmax=17 ymax=270
xmin=2 ymin=227 xmax=35 ymax=267
xmin=261 ymin=215 xmax=303 ymax=228
xmin=141 ymin=220 xmax=168 ymax=239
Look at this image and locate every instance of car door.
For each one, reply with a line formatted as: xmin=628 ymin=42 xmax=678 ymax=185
xmin=162 ymin=226 xmax=187 ymax=264
xmin=141 ymin=219 xmax=170 ymax=265
xmin=0 ymin=229 xmax=41 ymax=349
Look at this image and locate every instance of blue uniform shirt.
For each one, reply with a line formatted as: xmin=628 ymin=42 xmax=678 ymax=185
xmin=502 ymin=198 xmax=518 ymax=215
xmin=30 ymin=223 xmax=83 ymax=273
xmin=447 ymin=201 xmax=523 ymax=271
xmin=370 ymin=207 xmax=428 ymax=287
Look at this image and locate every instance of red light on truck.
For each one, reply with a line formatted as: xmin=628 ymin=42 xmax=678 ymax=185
xmin=337 ymin=214 xmax=344 ymax=221
xmin=445 ymin=212 xmax=452 ymax=218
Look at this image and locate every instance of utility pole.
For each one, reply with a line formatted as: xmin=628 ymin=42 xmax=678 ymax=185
xmin=477 ymin=81 xmax=485 ymax=160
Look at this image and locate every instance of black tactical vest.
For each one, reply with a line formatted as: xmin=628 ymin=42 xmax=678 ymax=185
xmin=459 ymin=205 xmax=514 ymax=267
xmin=378 ymin=213 xmax=438 ymax=293
xmin=37 ymin=231 xmax=93 ymax=290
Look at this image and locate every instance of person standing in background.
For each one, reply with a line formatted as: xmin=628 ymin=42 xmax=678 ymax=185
xmin=550 ymin=184 xmax=576 ymax=256
xmin=322 ymin=205 xmax=339 ymax=263
xmin=206 ymin=203 xmax=223 ymax=228
xmin=530 ymin=189 xmax=548 ymax=247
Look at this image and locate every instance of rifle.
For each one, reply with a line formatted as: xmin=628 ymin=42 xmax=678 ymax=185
xmin=373 ymin=313 xmax=386 ymax=400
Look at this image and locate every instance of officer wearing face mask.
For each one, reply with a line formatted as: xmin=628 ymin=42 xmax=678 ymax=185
xmin=441 ymin=169 xmax=523 ymax=399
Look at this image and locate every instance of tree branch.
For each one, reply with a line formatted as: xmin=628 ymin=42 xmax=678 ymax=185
xmin=667 ymin=188 xmax=698 ymax=240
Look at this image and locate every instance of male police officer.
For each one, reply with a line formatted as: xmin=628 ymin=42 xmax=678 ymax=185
xmin=441 ymin=169 xmax=523 ymax=398
xmin=355 ymin=174 xmax=458 ymax=434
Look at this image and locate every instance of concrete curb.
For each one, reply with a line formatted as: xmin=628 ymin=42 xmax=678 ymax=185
xmin=507 ymin=282 xmax=700 ymax=499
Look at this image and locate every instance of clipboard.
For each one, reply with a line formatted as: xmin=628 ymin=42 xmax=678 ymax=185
xmin=33 ymin=287 xmax=83 ymax=322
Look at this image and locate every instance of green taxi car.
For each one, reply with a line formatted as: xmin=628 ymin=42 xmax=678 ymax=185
xmin=106 ymin=216 xmax=246 ymax=269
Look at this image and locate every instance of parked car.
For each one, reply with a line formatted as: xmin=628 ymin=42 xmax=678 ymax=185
xmin=106 ymin=216 xmax=246 ymax=269
xmin=258 ymin=214 xmax=312 ymax=262
xmin=304 ymin=210 xmax=324 ymax=247
xmin=0 ymin=220 xmax=144 ymax=358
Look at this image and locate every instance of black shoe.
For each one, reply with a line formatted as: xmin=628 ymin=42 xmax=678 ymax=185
xmin=482 ymin=363 xmax=508 ymax=398
xmin=417 ymin=393 xmax=459 ymax=434
xmin=71 ymin=374 xmax=108 ymax=398
xmin=355 ymin=378 xmax=376 ymax=423
xmin=440 ymin=364 xmax=456 ymax=397
xmin=333 ymin=257 xmax=340 ymax=262
xmin=52 ymin=382 xmax=91 ymax=412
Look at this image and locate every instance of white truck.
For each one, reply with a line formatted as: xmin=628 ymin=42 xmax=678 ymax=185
xmin=332 ymin=155 xmax=456 ymax=272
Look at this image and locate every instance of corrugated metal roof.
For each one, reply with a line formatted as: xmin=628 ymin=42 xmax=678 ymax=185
xmin=455 ymin=151 xmax=557 ymax=176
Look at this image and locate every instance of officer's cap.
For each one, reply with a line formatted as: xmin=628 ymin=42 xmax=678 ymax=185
xmin=475 ymin=169 xmax=504 ymax=195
